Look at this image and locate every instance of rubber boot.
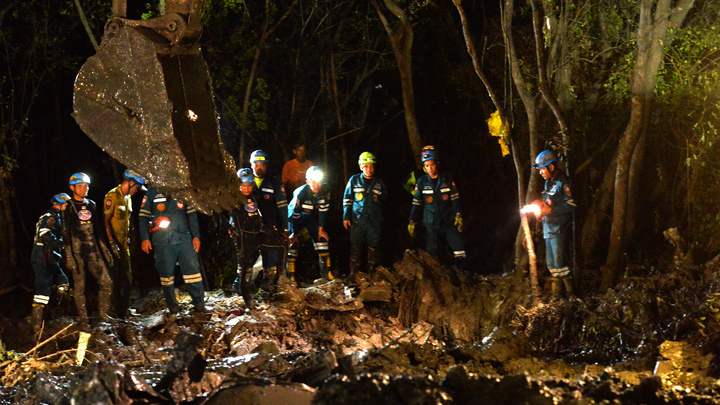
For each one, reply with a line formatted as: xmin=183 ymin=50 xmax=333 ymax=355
xmin=550 ymin=277 xmax=561 ymax=301
xmin=367 ymin=247 xmax=380 ymax=273
xmin=348 ymin=246 xmax=362 ymax=281
xmin=30 ymin=304 xmax=45 ymax=336
xmin=319 ymin=253 xmax=333 ymax=280
xmin=287 ymin=258 xmax=296 ymax=282
xmin=241 ymin=266 xmax=254 ymax=309
xmin=562 ymin=276 xmax=575 ymax=298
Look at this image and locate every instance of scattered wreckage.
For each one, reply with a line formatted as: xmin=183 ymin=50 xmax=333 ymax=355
xmin=0 ymin=251 xmax=720 ymax=403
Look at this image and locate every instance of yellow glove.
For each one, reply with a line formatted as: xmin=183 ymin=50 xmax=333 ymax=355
xmin=455 ymin=216 xmax=464 ymax=232
xmin=408 ymin=222 xmax=416 ymax=237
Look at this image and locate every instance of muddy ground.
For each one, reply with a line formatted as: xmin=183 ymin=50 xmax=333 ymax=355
xmin=2 ymin=250 xmax=720 ymax=404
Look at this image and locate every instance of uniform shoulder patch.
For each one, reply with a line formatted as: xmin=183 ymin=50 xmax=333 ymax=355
xmin=47 ymin=217 xmax=56 ymax=227
xmin=105 ymin=198 xmax=112 ymax=207
xmin=564 ymin=184 xmax=572 ymax=197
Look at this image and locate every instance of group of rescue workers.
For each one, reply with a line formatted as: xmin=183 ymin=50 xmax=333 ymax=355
xmin=30 ymin=144 xmax=575 ymax=332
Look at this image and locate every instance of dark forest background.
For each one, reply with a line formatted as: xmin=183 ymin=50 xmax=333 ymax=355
xmin=2 ymin=0 xmax=720 ymax=305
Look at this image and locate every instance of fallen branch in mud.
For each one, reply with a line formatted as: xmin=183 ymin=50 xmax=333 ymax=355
xmin=1 ymin=323 xmax=76 ymax=368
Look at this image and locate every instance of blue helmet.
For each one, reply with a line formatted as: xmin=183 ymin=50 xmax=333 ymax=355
xmin=51 ymin=193 xmax=71 ymax=205
xmin=123 ymin=169 xmax=146 ymax=186
xmin=421 ymin=150 xmax=437 ymax=163
xmin=250 ymin=150 xmax=268 ymax=163
xmin=534 ymin=150 xmax=557 ymax=169
xmin=69 ymin=172 xmax=91 ymax=186
xmin=237 ymin=168 xmax=254 ymax=184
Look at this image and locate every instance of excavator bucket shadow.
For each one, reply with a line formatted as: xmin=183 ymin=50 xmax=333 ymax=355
xmin=73 ymin=17 xmax=242 ymax=214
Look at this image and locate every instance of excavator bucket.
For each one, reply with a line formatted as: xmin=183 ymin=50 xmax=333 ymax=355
xmin=73 ymin=4 xmax=242 ymax=214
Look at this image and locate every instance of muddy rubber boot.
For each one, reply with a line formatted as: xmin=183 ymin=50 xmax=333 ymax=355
xmin=562 ymin=276 xmax=575 ymax=298
xmin=550 ymin=277 xmax=561 ymax=301
xmin=287 ymin=258 xmax=296 ymax=282
xmin=319 ymin=253 xmax=333 ymax=280
xmin=348 ymin=247 xmax=362 ymax=280
xmin=367 ymin=247 xmax=380 ymax=273
xmin=30 ymin=304 xmax=45 ymax=335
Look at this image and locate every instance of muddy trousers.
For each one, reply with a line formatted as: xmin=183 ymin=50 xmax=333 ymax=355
xmin=113 ymin=244 xmax=132 ymax=317
xmin=68 ymin=244 xmax=113 ymax=321
xmin=32 ymin=248 xmax=69 ymax=332
xmin=154 ymin=241 xmax=205 ymax=310
xmin=349 ymin=247 xmax=380 ymax=276
xmin=288 ymin=233 xmax=332 ymax=281
xmin=348 ymin=221 xmax=381 ymax=275
xmin=32 ymin=246 xmax=69 ymax=307
xmin=233 ymin=229 xmax=288 ymax=306
xmin=425 ymin=224 xmax=467 ymax=268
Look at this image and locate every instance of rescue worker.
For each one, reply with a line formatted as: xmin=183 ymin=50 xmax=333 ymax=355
xmin=282 ymin=141 xmax=314 ymax=196
xmin=404 ymin=145 xmax=436 ymax=194
xmin=408 ymin=150 xmax=467 ymax=267
xmin=287 ymin=166 xmax=333 ymax=282
xmin=232 ymin=150 xmax=287 ymax=290
xmin=228 ymin=169 xmax=288 ymax=308
xmin=30 ymin=193 xmax=71 ymax=333
xmin=343 ymin=152 xmax=387 ymax=278
xmin=104 ymin=169 xmax=147 ymax=317
xmin=63 ymin=172 xmax=114 ymax=323
xmin=139 ymin=187 xmax=205 ymax=313
xmin=533 ymin=150 xmax=576 ymax=299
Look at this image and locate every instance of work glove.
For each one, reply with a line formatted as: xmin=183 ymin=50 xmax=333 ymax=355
xmin=407 ymin=222 xmax=416 ymax=237
xmin=455 ymin=216 xmax=464 ymax=233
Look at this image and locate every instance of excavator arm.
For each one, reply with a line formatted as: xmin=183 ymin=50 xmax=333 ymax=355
xmin=73 ymin=0 xmax=242 ymax=214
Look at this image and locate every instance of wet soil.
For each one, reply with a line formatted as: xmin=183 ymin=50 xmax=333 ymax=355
xmin=2 ymin=251 xmax=720 ymax=404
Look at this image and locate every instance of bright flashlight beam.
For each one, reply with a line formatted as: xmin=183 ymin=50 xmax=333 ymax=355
xmin=521 ymin=204 xmax=541 ymax=216
xmin=158 ymin=219 xmax=171 ymax=228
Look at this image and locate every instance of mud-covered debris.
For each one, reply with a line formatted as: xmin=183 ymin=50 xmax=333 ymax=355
xmin=305 ymin=280 xmax=363 ymax=312
xmin=317 ymin=373 xmax=451 ymax=405
xmin=359 ymin=283 xmax=392 ymax=302
xmin=654 ymin=340 xmax=713 ymax=389
xmin=69 ymin=361 xmax=157 ymax=405
xmin=281 ymin=349 xmax=338 ymax=387
xmin=443 ymin=366 xmax=558 ymax=404
xmin=203 ymin=377 xmax=316 ymax=405
xmin=155 ymin=330 xmax=205 ymax=392
xmin=27 ymin=372 xmax=68 ymax=405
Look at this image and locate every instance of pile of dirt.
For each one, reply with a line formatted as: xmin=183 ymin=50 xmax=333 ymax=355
xmin=2 ymin=251 xmax=720 ymax=403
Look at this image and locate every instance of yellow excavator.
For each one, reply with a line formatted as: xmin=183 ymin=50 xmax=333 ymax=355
xmin=73 ymin=0 xmax=242 ymax=214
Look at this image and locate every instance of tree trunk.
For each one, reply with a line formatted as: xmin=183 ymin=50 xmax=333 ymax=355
xmin=372 ymin=0 xmax=423 ymax=170
xmin=602 ymin=0 xmax=694 ymax=289
xmin=0 ymin=175 xmax=17 ymax=288
xmin=502 ymin=0 xmax=542 ymax=274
